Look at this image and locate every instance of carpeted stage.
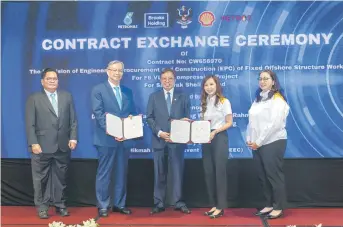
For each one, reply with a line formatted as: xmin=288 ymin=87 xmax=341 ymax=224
xmin=1 ymin=207 xmax=342 ymax=227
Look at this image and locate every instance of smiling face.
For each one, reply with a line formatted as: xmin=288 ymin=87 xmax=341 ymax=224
xmin=204 ymin=77 xmax=217 ymax=96
xmin=259 ymin=71 xmax=274 ymax=91
xmin=107 ymin=62 xmax=123 ymax=85
xmin=41 ymin=71 xmax=58 ymax=93
xmin=160 ymin=71 xmax=175 ymax=91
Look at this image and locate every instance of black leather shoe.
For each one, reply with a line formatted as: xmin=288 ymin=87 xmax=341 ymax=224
xmin=210 ymin=210 xmax=224 ymax=219
xmin=38 ymin=210 xmax=49 ymax=219
xmin=267 ymin=211 xmax=283 ymax=219
xmin=175 ymin=206 xmax=191 ymax=214
xmin=112 ymin=207 xmax=132 ymax=215
xmin=255 ymin=209 xmax=273 ymax=216
xmin=55 ymin=207 xmax=70 ymax=217
xmin=150 ymin=207 xmax=165 ymax=214
xmin=98 ymin=208 xmax=108 ymax=217
xmin=204 ymin=210 xmax=214 ymax=216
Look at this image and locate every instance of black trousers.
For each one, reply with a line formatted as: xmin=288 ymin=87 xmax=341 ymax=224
xmin=31 ymin=150 xmax=71 ymax=212
xmin=201 ymin=131 xmax=228 ymax=209
xmin=253 ymin=139 xmax=287 ymax=210
xmin=153 ymin=145 xmax=185 ymax=208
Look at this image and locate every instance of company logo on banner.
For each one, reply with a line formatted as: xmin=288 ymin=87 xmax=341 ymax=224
xmin=176 ymin=6 xmax=192 ymax=29
xmin=144 ymin=13 xmax=169 ymax=28
xmin=221 ymin=15 xmax=251 ymax=22
xmin=198 ymin=11 xmax=215 ymax=27
xmin=118 ymin=12 xmax=138 ymax=29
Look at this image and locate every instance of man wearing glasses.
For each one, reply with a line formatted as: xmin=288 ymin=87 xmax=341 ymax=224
xmin=25 ymin=68 xmax=78 ymax=219
xmin=91 ymin=60 xmax=136 ymax=217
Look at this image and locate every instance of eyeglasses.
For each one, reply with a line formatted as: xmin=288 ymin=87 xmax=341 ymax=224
xmin=107 ymin=68 xmax=123 ymax=73
xmin=258 ymin=77 xmax=271 ymax=81
xmin=45 ymin=77 xmax=58 ymax=82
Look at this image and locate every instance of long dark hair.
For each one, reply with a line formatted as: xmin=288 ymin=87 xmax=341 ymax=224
xmin=255 ymin=70 xmax=287 ymax=102
xmin=201 ymin=75 xmax=224 ymax=115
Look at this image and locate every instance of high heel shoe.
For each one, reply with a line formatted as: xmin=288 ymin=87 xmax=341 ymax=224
xmin=210 ymin=210 xmax=224 ymax=219
xmin=267 ymin=211 xmax=283 ymax=219
xmin=204 ymin=210 xmax=214 ymax=216
xmin=255 ymin=209 xmax=273 ymax=216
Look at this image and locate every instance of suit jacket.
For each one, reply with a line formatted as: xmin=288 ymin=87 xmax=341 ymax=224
xmin=146 ymin=89 xmax=190 ymax=149
xmin=25 ymin=90 xmax=78 ymax=153
xmin=91 ymin=82 xmax=136 ymax=148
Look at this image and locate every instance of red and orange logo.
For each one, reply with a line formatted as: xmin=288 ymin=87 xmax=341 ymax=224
xmin=198 ymin=11 xmax=215 ymax=27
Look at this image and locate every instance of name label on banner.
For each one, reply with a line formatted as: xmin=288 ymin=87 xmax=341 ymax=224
xmin=41 ymin=33 xmax=333 ymax=51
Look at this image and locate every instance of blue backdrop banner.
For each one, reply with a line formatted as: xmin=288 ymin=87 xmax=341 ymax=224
xmin=1 ymin=1 xmax=343 ymax=159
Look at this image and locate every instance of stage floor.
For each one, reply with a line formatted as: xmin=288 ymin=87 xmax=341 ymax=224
xmin=1 ymin=207 xmax=342 ymax=227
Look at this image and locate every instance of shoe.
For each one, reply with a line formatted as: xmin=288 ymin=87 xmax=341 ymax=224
xmin=55 ymin=207 xmax=70 ymax=217
xmin=204 ymin=210 xmax=215 ymax=216
xmin=150 ymin=206 xmax=165 ymax=214
xmin=267 ymin=211 xmax=283 ymax=219
xmin=174 ymin=205 xmax=191 ymax=214
xmin=38 ymin=210 xmax=49 ymax=219
xmin=98 ymin=208 xmax=108 ymax=217
xmin=210 ymin=210 xmax=224 ymax=219
xmin=255 ymin=209 xmax=273 ymax=216
xmin=112 ymin=206 xmax=132 ymax=215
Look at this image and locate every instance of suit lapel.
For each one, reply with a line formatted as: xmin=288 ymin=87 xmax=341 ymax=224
xmin=157 ymin=90 xmax=169 ymax=115
xmin=58 ymin=91 xmax=64 ymax=117
xmin=57 ymin=91 xmax=64 ymax=128
xmin=170 ymin=91 xmax=180 ymax=116
xmin=41 ymin=91 xmax=58 ymax=117
xmin=104 ymin=82 xmax=121 ymax=111
xmin=121 ymin=87 xmax=129 ymax=112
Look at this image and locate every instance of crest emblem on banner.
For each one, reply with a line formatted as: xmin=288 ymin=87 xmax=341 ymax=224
xmin=124 ymin=12 xmax=134 ymax=25
xmin=176 ymin=6 xmax=192 ymax=29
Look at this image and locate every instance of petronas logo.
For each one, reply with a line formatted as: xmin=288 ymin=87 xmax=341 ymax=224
xmin=124 ymin=12 xmax=133 ymax=25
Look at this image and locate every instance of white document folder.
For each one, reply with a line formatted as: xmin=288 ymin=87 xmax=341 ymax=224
xmin=106 ymin=113 xmax=143 ymax=139
xmin=170 ymin=119 xmax=211 ymax=144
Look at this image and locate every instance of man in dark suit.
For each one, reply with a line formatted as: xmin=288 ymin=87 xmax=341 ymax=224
xmin=25 ymin=68 xmax=77 ymax=219
xmin=91 ymin=60 xmax=136 ymax=217
xmin=147 ymin=68 xmax=191 ymax=214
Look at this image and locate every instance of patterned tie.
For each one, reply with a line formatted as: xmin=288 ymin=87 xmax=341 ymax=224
xmin=114 ymin=87 xmax=122 ymax=109
xmin=50 ymin=93 xmax=58 ymax=116
xmin=166 ymin=92 xmax=171 ymax=115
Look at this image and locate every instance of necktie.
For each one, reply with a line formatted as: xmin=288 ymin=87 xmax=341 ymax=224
xmin=166 ymin=92 xmax=171 ymax=115
xmin=114 ymin=87 xmax=122 ymax=109
xmin=50 ymin=93 xmax=58 ymax=116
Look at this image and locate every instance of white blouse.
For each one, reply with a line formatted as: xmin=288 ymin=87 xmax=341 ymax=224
xmin=203 ymin=96 xmax=232 ymax=130
xmin=247 ymin=91 xmax=290 ymax=146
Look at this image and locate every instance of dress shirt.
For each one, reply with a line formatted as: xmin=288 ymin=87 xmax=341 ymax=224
xmin=247 ymin=91 xmax=290 ymax=147
xmin=203 ymin=96 xmax=232 ymax=130
xmin=108 ymin=80 xmax=122 ymax=101
xmin=158 ymin=88 xmax=175 ymax=137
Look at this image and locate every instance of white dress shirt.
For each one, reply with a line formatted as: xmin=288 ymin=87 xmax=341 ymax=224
xmin=108 ymin=80 xmax=122 ymax=100
xmin=203 ymin=96 xmax=232 ymax=130
xmin=157 ymin=88 xmax=175 ymax=137
xmin=163 ymin=88 xmax=174 ymax=102
xmin=247 ymin=91 xmax=290 ymax=147
xmin=44 ymin=89 xmax=58 ymax=106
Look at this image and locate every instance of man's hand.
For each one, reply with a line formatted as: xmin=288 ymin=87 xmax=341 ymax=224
xmin=115 ymin=137 xmax=125 ymax=142
xmin=180 ymin=118 xmax=191 ymax=122
xmin=160 ymin=132 xmax=170 ymax=142
xmin=68 ymin=140 xmax=77 ymax=150
xmin=31 ymin=144 xmax=42 ymax=154
xmin=128 ymin=115 xmax=133 ymax=119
